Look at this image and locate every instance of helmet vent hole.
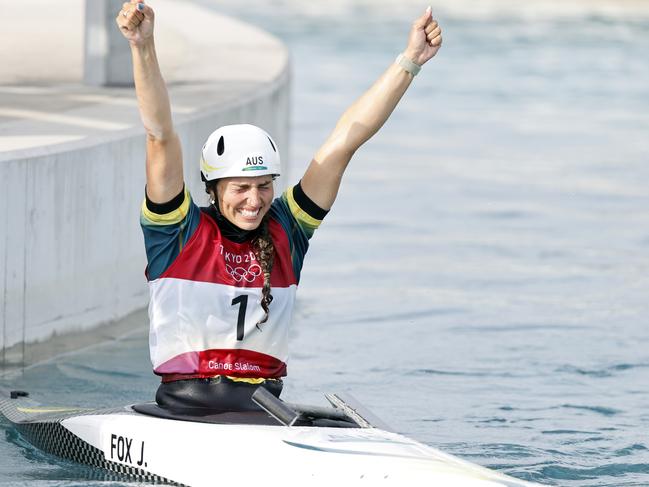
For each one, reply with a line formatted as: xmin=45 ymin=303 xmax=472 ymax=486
xmin=217 ymin=136 xmax=225 ymax=156
xmin=267 ymin=137 xmax=277 ymax=153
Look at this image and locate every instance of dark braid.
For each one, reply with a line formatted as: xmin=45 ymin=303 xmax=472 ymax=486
xmin=206 ymin=181 xmax=274 ymax=327
xmin=251 ymin=215 xmax=274 ymax=327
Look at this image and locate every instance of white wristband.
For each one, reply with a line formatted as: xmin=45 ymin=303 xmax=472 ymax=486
xmin=396 ymin=53 xmax=421 ymax=76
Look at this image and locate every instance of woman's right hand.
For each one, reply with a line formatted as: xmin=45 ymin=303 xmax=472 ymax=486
xmin=116 ymin=1 xmax=154 ymax=46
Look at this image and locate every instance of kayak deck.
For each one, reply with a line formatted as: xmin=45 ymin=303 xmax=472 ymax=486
xmin=0 ymin=388 xmax=543 ymax=487
xmin=0 ymin=389 xmax=361 ymax=485
xmin=0 ymin=392 xmax=178 ymax=484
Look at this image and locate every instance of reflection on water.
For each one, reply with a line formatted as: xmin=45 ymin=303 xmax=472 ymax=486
xmin=2 ymin=0 xmax=649 ymax=485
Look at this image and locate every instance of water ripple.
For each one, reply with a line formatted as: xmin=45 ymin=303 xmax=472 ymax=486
xmin=556 ymin=363 xmax=649 ymax=378
xmin=558 ymin=404 xmax=622 ymax=417
xmin=55 ymin=363 xmax=142 ymax=380
xmin=615 ymin=444 xmax=649 ymax=457
xmin=413 ymin=368 xmax=520 ymax=378
xmin=452 ymin=323 xmax=587 ymax=333
xmin=475 ymin=209 xmax=538 ymax=220
xmin=540 ymin=462 xmax=649 ymax=481
xmin=337 ymin=307 xmax=466 ymax=325
xmin=542 ymin=429 xmax=600 ymax=436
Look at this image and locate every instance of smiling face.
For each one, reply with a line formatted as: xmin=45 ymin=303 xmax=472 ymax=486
xmin=216 ymin=175 xmax=275 ymax=230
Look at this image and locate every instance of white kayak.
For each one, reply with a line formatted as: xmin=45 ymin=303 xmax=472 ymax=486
xmin=0 ymin=388 xmax=543 ymax=487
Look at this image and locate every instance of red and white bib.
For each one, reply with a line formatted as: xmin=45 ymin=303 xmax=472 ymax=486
xmin=148 ymin=212 xmax=297 ymax=379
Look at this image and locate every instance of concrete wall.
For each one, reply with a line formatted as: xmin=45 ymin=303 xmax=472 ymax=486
xmin=0 ymin=1 xmax=290 ymax=369
xmin=84 ymin=0 xmax=135 ymax=86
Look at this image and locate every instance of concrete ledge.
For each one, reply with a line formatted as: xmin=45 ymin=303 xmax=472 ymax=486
xmin=0 ymin=0 xmax=291 ymax=369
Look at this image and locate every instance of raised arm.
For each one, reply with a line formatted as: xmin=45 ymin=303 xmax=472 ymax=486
xmin=116 ymin=1 xmax=183 ymax=203
xmin=301 ymin=7 xmax=442 ymax=210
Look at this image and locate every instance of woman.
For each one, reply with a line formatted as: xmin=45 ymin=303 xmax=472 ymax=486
xmin=116 ymin=1 xmax=442 ymax=411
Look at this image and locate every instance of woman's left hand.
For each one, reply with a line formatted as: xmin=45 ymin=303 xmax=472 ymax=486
xmin=403 ymin=6 xmax=443 ymax=66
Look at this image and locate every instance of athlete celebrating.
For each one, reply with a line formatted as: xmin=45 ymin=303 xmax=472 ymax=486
xmin=116 ymin=1 xmax=442 ymax=411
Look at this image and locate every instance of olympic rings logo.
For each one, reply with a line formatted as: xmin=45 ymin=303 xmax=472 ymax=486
xmin=226 ymin=263 xmax=262 ymax=283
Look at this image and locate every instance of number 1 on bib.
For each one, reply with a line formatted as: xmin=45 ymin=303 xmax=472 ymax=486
xmin=231 ymin=295 xmax=248 ymax=341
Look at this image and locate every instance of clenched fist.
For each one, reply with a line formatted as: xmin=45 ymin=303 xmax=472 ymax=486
xmin=404 ymin=6 xmax=443 ymax=66
xmin=116 ymin=1 xmax=155 ymax=46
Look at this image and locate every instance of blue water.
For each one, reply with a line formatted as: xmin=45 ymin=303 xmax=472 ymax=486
xmin=2 ymin=0 xmax=649 ymax=485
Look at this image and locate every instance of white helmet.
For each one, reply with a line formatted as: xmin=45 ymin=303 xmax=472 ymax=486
xmin=200 ymin=124 xmax=281 ymax=182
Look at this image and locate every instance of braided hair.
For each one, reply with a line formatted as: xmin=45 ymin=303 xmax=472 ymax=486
xmin=206 ymin=181 xmax=274 ymax=328
xmin=251 ymin=216 xmax=274 ymax=327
